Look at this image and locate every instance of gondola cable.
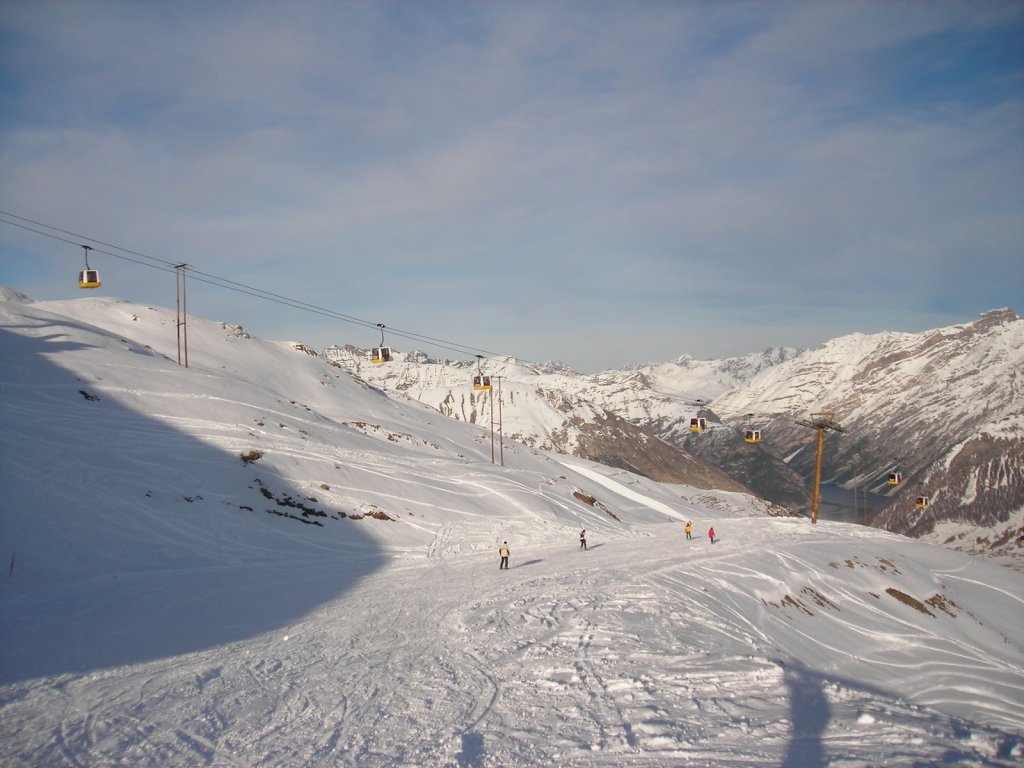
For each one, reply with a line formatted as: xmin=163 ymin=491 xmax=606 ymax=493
xmin=0 ymin=210 xmax=504 ymax=361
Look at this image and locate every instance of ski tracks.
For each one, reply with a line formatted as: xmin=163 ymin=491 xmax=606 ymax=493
xmin=4 ymin=537 xmax=1023 ymax=767
xmin=445 ymin=549 xmax=791 ymax=766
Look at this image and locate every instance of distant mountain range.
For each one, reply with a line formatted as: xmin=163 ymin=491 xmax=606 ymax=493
xmin=326 ymin=309 xmax=1024 ymax=562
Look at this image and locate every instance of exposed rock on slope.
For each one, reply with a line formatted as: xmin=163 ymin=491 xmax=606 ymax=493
xmin=326 ymin=348 xmax=760 ymax=494
xmin=713 ymin=309 xmax=1024 ymax=547
xmin=325 ymin=309 xmax=1023 ymax=556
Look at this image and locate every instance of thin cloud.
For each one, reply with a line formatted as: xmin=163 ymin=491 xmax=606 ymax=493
xmin=1 ymin=1 xmax=1021 ymax=371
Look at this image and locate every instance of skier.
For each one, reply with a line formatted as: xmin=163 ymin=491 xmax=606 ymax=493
xmin=579 ymin=528 xmax=587 ymax=550
xmin=684 ymin=520 xmax=693 ymax=540
xmin=499 ymin=541 xmax=510 ymax=570
xmin=708 ymin=526 xmax=716 ymax=544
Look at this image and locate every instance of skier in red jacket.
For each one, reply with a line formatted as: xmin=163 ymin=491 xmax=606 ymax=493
xmin=708 ymin=527 xmax=716 ymax=544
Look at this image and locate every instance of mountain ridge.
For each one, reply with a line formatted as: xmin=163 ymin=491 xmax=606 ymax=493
xmin=328 ymin=308 xmax=1023 ymax=563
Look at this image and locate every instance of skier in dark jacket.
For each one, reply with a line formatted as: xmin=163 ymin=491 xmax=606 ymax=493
xmin=579 ymin=528 xmax=587 ymax=550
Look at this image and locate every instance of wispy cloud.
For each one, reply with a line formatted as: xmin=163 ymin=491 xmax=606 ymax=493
xmin=1 ymin=1 xmax=1021 ymax=370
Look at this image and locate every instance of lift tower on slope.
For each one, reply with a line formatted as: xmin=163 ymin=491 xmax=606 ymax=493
xmin=796 ymin=412 xmax=845 ymax=524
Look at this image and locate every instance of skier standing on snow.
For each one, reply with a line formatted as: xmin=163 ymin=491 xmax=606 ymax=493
xmin=499 ymin=541 xmax=510 ymax=570
xmin=708 ymin=527 xmax=716 ymax=544
xmin=685 ymin=520 xmax=693 ymax=540
xmin=579 ymin=528 xmax=587 ymax=550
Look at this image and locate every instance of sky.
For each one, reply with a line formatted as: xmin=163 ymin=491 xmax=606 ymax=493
xmin=1 ymin=0 xmax=1022 ymax=372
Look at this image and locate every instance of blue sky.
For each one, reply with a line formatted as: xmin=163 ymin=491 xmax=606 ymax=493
xmin=1 ymin=1 xmax=1022 ymax=372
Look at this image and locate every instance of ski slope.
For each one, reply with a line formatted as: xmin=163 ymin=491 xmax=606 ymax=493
xmin=2 ymin=288 xmax=1023 ymax=767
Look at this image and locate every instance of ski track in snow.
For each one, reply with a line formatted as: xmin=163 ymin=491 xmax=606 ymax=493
xmin=4 ymin=529 xmax=1023 ymax=768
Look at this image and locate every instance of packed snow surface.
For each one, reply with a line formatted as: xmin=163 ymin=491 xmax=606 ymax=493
xmin=2 ymin=290 xmax=1023 ymax=767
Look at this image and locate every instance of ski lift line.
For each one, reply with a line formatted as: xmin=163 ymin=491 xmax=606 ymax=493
xmin=3 ymin=216 xmax=480 ymax=350
xmin=0 ymin=212 xmax=504 ymax=359
xmin=185 ymin=267 xmax=503 ymax=357
xmin=701 ymin=402 xmax=787 ymax=420
xmin=0 ymin=216 xmax=94 ymax=251
xmin=0 ymin=216 xmax=184 ymax=275
xmin=0 ymin=213 xmax=371 ymax=320
xmin=177 ymin=266 xmax=493 ymax=358
xmin=145 ymin=264 xmax=492 ymax=358
xmin=0 ymin=219 xmax=444 ymax=339
xmin=0 ymin=211 xmax=178 ymax=268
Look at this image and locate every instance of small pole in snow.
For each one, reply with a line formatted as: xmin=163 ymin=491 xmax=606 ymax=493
xmin=8 ymin=552 xmax=14 ymax=577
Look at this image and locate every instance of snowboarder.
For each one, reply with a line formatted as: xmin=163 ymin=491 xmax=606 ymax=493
xmin=579 ymin=528 xmax=587 ymax=550
xmin=708 ymin=527 xmax=716 ymax=544
xmin=684 ymin=520 xmax=693 ymax=540
xmin=499 ymin=541 xmax=510 ymax=569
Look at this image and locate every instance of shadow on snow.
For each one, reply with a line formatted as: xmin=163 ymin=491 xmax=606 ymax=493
xmin=779 ymin=660 xmax=1023 ymax=767
xmin=0 ymin=325 xmax=385 ymax=683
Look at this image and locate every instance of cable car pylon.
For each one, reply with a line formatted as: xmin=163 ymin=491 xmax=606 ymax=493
xmin=796 ymin=412 xmax=845 ymax=524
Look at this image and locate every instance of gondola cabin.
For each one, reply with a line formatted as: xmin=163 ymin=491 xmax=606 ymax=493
xmin=78 ymin=269 xmax=101 ymax=289
xmin=473 ymin=375 xmax=492 ymax=391
xmin=915 ymin=495 xmax=929 ymax=509
xmin=887 ymin=471 xmax=903 ymax=486
xmin=371 ymin=346 xmax=392 ymax=365
xmin=744 ymin=429 xmax=762 ymax=444
xmin=689 ymin=417 xmax=707 ymax=433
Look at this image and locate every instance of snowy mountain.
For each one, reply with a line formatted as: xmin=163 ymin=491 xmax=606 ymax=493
xmin=326 ymin=346 xmax=797 ymax=500
xmin=712 ymin=309 xmax=1024 ymax=558
xmin=2 ymin=287 xmax=1023 ymax=767
xmin=333 ymin=311 xmax=1024 ymax=561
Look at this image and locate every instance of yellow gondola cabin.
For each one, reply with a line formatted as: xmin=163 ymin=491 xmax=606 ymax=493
xmin=78 ymin=269 xmax=101 ymax=289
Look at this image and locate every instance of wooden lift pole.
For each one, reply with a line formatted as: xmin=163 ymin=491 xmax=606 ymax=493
xmin=796 ymin=412 xmax=845 ymax=524
xmin=811 ymin=426 xmax=826 ymax=523
xmin=491 ymin=376 xmax=499 ymax=466
xmin=174 ymin=263 xmax=189 ymax=368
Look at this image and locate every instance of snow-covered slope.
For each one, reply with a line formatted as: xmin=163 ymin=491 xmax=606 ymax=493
xmin=333 ymin=310 xmax=1024 ymax=560
xmin=712 ymin=309 xmax=1024 ymax=555
xmin=2 ymin=289 xmax=1023 ymax=767
xmin=327 ymin=346 xmax=789 ymax=494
